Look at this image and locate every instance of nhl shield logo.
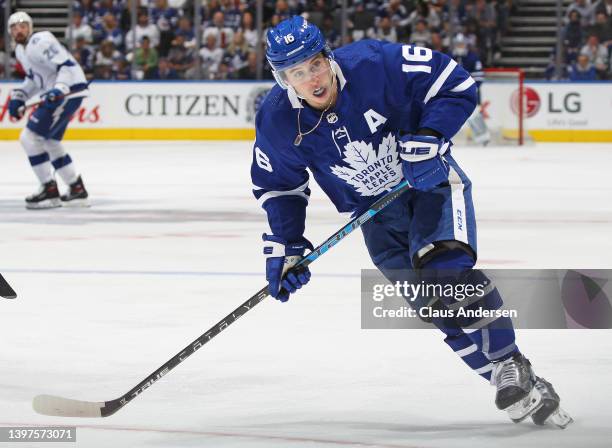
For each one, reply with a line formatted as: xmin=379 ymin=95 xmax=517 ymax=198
xmin=326 ymin=113 xmax=338 ymax=124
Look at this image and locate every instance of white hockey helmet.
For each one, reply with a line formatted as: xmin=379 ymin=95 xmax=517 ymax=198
xmin=8 ymin=11 xmax=34 ymax=37
xmin=452 ymin=33 xmax=468 ymax=57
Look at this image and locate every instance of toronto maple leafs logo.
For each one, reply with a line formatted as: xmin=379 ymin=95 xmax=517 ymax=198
xmin=330 ymin=132 xmax=403 ymax=197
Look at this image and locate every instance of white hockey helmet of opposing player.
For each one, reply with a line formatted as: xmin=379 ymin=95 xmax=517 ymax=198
xmin=452 ymin=33 xmax=469 ymax=57
xmin=8 ymin=11 xmax=34 ymax=37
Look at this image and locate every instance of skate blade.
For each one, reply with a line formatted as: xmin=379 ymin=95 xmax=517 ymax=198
xmin=61 ymin=198 xmax=90 ymax=208
xmin=26 ymin=198 xmax=62 ymax=210
xmin=508 ymin=387 xmax=543 ymax=423
xmin=547 ymin=406 xmax=573 ymax=429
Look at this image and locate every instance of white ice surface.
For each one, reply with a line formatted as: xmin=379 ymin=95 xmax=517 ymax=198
xmin=1 ymin=141 xmax=611 ymax=448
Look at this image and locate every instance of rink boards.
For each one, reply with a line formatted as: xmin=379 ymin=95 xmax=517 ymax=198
xmin=0 ymin=80 xmax=611 ymax=142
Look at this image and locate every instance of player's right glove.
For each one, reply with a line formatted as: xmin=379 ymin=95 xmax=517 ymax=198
xmin=263 ymin=233 xmax=314 ymax=302
xmin=41 ymin=84 xmax=70 ymax=110
xmin=8 ymin=90 xmax=27 ymax=120
xmin=399 ymin=134 xmax=451 ymax=191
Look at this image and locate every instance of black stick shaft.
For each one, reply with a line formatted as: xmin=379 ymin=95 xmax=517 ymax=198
xmin=0 ymin=273 xmax=17 ymax=299
xmin=101 ymin=181 xmax=410 ymax=416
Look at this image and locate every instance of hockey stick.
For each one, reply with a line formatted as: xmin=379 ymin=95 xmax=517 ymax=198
xmin=24 ymin=81 xmax=92 ymax=111
xmin=0 ymin=273 xmax=17 ymax=299
xmin=33 ymin=180 xmax=411 ymax=418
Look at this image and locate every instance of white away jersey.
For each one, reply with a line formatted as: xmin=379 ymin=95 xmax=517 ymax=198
xmin=15 ymin=31 xmax=88 ymax=98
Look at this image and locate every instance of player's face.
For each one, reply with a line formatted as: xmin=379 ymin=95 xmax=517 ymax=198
xmin=284 ymin=54 xmax=336 ymax=110
xmin=10 ymin=23 xmax=30 ymax=44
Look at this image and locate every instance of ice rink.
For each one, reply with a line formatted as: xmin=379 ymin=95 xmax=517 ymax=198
xmin=1 ymin=140 xmax=611 ymax=448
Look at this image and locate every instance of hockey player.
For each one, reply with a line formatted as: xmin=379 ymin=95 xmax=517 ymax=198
xmin=451 ymin=33 xmax=490 ymax=146
xmin=251 ymin=17 xmax=572 ymax=428
xmin=8 ymin=12 xmax=89 ymax=209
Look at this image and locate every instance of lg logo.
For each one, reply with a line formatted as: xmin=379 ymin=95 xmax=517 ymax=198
xmin=511 ymin=87 xmax=582 ymax=117
xmin=511 ymin=87 xmax=541 ymax=118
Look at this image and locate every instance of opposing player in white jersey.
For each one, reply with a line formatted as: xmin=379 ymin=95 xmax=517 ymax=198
xmin=8 ymin=12 xmax=89 ymax=209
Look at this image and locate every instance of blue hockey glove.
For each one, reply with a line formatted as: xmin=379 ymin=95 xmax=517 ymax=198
xmin=263 ymin=233 xmax=314 ymax=302
xmin=41 ymin=85 xmax=69 ymax=109
xmin=399 ymin=134 xmax=451 ymax=191
xmin=8 ymin=90 xmax=27 ymax=119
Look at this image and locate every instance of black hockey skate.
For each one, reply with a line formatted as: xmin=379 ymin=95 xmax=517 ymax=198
xmin=60 ymin=176 xmax=89 ymax=207
xmin=25 ymin=180 xmax=61 ymax=210
xmin=531 ymin=377 xmax=573 ymax=429
xmin=491 ymin=353 xmax=542 ymax=422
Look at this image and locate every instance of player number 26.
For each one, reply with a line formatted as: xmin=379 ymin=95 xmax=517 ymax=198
xmin=401 ymin=45 xmax=432 ymax=74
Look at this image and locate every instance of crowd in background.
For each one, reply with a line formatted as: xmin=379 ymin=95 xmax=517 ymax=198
xmin=3 ymin=0 xmax=612 ymax=81
xmin=548 ymin=0 xmax=612 ymax=80
xmin=53 ymin=0 xmax=512 ymax=80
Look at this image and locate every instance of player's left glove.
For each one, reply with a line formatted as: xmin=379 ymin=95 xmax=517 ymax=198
xmin=8 ymin=89 xmax=27 ymax=120
xmin=399 ymin=134 xmax=451 ymax=191
xmin=41 ymin=84 xmax=70 ymax=109
xmin=263 ymin=233 xmax=313 ymax=303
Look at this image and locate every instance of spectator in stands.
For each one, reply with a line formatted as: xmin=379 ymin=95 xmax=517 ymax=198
xmin=113 ymin=59 xmax=132 ymax=80
xmin=147 ymin=57 xmax=179 ymax=79
xmin=430 ymin=32 xmax=449 ymax=54
xmin=370 ymin=14 xmax=398 ymax=43
xmin=221 ymin=0 xmax=244 ymax=29
xmin=349 ymin=0 xmax=375 ymax=42
xmin=447 ymin=0 xmax=468 ymax=27
xmin=580 ymin=34 xmax=609 ymax=77
xmin=470 ymin=0 xmax=497 ymax=64
xmin=409 ymin=19 xmax=432 ymax=47
xmin=134 ymin=36 xmax=159 ymax=78
xmin=384 ymin=0 xmax=411 ymax=29
xmin=94 ymin=40 xmax=122 ymax=79
xmin=566 ymin=0 xmax=596 ymax=26
xmin=205 ymin=0 xmax=222 ymax=19
xmin=589 ymin=12 xmax=612 ymax=47
xmin=176 ymin=16 xmax=195 ymax=48
xmin=274 ymin=0 xmax=293 ymax=21
xmin=120 ymin=0 xmax=135 ymax=32
xmin=127 ymin=9 xmax=161 ymax=51
xmin=408 ymin=0 xmax=441 ymax=32
xmin=199 ymin=34 xmax=225 ymax=79
xmin=72 ymin=36 xmax=94 ymax=77
xmin=76 ymin=0 xmax=97 ymax=26
xmin=214 ymin=59 xmax=232 ymax=80
xmin=226 ymin=30 xmax=250 ymax=72
xmin=440 ymin=21 xmax=454 ymax=51
xmin=594 ymin=0 xmax=612 ymax=18
xmin=167 ymin=33 xmax=195 ymax=78
xmin=151 ymin=0 xmax=180 ymax=31
xmin=308 ymin=0 xmax=333 ymax=15
xmin=0 ymin=36 xmax=12 ymax=78
xmin=240 ymin=11 xmax=258 ymax=48
xmin=95 ymin=13 xmax=124 ymax=50
xmin=65 ymin=11 xmax=93 ymax=49
xmin=321 ymin=14 xmax=341 ymax=48
xmin=95 ymin=0 xmax=122 ymax=26
xmin=203 ymin=11 xmax=234 ymax=49
xmin=568 ymin=53 xmax=599 ymax=79
xmin=235 ymin=50 xmax=258 ymax=79
xmin=563 ymin=10 xmax=584 ymax=63
xmin=151 ymin=0 xmax=180 ymax=56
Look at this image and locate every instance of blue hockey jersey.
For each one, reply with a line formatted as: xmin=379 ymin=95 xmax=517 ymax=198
xmin=251 ymin=40 xmax=477 ymax=243
xmin=452 ymin=51 xmax=484 ymax=84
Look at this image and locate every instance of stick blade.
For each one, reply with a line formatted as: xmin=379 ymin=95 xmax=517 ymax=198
xmin=0 ymin=274 xmax=17 ymax=299
xmin=33 ymin=394 xmax=104 ymax=418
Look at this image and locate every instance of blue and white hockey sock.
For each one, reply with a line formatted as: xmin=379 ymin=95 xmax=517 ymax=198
xmin=45 ymin=139 xmax=78 ymax=185
xmin=20 ymin=128 xmax=53 ymax=184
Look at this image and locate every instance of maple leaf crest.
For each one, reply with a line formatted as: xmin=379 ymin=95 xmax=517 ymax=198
xmin=330 ymin=132 xmax=403 ymax=197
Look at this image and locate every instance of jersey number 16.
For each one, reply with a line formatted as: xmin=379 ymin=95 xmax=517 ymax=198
xmin=401 ymin=45 xmax=433 ymax=74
